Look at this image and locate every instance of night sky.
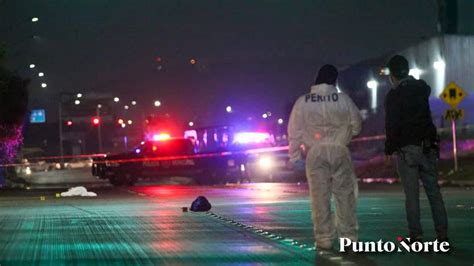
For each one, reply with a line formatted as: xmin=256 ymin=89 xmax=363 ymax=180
xmin=1 ymin=0 xmax=439 ymax=125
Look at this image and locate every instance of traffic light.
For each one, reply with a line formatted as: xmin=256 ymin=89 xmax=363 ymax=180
xmin=92 ymin=117 xmax=100 ymax=126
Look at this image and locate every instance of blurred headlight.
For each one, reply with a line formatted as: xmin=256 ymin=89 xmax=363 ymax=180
xmin=258 ymin=156 xmax=273 ymax=170
xmin=25 ymin=167 xmax=32 ymax=175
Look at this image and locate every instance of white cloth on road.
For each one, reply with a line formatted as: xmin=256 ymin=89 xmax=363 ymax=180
xmin=288 ymin=83 xmax=362 ymax=249
xmin=61 ymin=186 xmax=97 ymax=197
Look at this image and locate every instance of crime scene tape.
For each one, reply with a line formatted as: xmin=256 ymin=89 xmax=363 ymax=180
xmin=3 ymin=124 xmax=472 ymax=168
xmin=1 ymin=134 xmax=388 ymax=168
xmin=27 ymin=153 xmax=107 ymax=161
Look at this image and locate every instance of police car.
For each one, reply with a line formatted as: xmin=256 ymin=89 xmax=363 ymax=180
xmin=185 ymin=126 xmax=296 ymax=182
xmin=92 ymin=135 xmax=245 ymax=186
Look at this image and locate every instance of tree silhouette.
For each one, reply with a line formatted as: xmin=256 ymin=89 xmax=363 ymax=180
xmin=0 ymin=44 xmax=29 ymax=187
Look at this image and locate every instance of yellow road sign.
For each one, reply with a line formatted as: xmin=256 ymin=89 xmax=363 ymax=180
xmin=444 ymin=109 xmax=464 ymax=121
xmin=440 ymin=82 xmax=467 ymax=108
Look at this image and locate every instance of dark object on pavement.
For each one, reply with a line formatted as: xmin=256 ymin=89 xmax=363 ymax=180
xmin=190 ymin=196 xmax=212 ymax=212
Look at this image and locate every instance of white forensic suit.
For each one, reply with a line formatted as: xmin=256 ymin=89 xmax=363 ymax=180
xmin=288 ymin=83 xmax=362 ymax=249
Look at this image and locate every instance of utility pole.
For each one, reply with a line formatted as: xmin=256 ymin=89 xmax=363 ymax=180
xmin=58 ymin=100 xmax=64 ymax=166
xmin=96 ymin=106 xmax=103 ymax=153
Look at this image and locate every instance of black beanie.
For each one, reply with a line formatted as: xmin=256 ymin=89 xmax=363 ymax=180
xmin=315 ymin=64 xmax=338 ymax=85
xmin=387 ymin=55 xmax=409 ymax=79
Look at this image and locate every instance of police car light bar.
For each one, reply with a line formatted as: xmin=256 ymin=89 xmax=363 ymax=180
xmin=152 ymin=133 xmax=171 ymax=141
xmin=184 ymin=130 xmax=197 ymax=140
xmin=234 ymin=132 xmax=270 ymax=144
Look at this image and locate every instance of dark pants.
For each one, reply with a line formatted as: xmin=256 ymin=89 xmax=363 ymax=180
xmin=396 ymin=145 xmax=448 ymax=238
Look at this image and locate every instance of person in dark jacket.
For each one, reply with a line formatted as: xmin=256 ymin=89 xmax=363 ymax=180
xmin=384 ymin=55 xmax=448 ymax=243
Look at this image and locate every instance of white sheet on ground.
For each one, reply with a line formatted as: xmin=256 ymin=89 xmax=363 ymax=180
xmin=60 ymin=186 xmax=97 ymax=197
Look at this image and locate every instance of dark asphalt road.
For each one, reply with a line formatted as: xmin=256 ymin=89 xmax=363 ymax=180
xmin=0 ymin=182 xmax=472 ymax=265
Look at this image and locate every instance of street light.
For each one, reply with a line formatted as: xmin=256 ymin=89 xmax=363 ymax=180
xmin=114 ymin=97 xmax=120 ymax=102
xmin=409 ymin=68 xmax=422 ymax=79
xmin=97 ymin=104 xmax=102 ymax=108
xmin=31 ymin=17 xmax=39 ymax=22
xmin=127 ymin=120 xmax=133 ymax=125
xmin=29 ymin=64 xmax=35 ymax=69
xmin=38 ymin=72 xmax=44 ymax=77
xmin=76 ymin=93 xmax=82 ymax=98
xmin=124 ymin=105 xmax=129 ymax=110
xmin=154 ymin=100 xmax=161 ymax=107
xmin=188 ymin=121 xmax=194 ymax=127
xmin=433 ymin=60 xmax=445 ymax=71
xmin=131 ymin=100 xmax=137 ymax=105
xmin=433 ymin=59 xmax=446 ymax=95
xmin=262 ymin=113 xmax=268 ymax=119
xmin=367 ymin=79 xmax=378 ymax=111
xmin=41 ymin=83 xmax=47 ymax=88
xmin=366 ymin=80 xmax=378 ymax=90
xmin=226 ymin=106 xmax=232 ymax=113
xmin=74 ymin=100 xmax=81 ymax=105
xmin=278 ymin=118 xmax=284 ymax=125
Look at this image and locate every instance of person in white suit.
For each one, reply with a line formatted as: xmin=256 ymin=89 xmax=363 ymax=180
xmin=288 ymin=64 xmax=362 ymax=251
